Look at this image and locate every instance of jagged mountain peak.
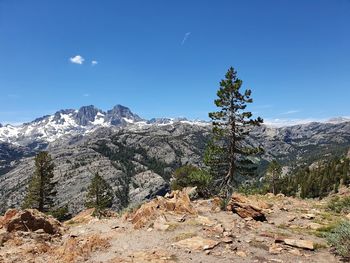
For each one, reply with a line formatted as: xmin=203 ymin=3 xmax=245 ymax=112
xmin=106 ymin=104 xmax=143 ymax=125
xmin=75 ymin=105 xmax=103 ymax=126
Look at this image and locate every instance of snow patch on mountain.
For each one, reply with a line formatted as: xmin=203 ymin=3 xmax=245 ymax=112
xmin=0 ymin=105 xmax=209 ymax=145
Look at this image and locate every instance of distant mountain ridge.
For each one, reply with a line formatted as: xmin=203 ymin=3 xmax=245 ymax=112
xmin=0 ymin=104 xmax=206 ymax=145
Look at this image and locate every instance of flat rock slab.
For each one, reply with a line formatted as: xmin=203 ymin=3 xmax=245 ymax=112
xmin=278 ymin=238 xmax=314 ymax=250
xmin=195 ymin=215 xmax=216 ymax=227
xmin=172 ymin=236 xmax=219 ymax=251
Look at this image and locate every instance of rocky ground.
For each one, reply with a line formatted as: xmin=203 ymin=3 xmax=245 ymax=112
xmin=0 ymin=190 xmax=349 ymax=263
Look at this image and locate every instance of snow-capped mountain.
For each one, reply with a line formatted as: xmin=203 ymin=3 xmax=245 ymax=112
xmin=0 ymin=105 xmax=142 ymax=144
xmin=0 ymin=105 xmax=207 ymax=145
xmin=326 ymin=117 xmax=350 ymax=124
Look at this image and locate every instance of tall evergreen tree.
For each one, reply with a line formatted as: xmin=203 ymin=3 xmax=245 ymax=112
xmin=207 ymin=67 xmax=263 ymax=194
xmin=266 ymin=160 xmax=282 ymax=194
xmin=85 ymin=173 xmax=114 ymax=216
xmin=22 ymin=151 xmax=56 ymax=212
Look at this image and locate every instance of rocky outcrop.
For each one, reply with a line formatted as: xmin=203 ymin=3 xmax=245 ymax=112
xmin=0 ymin=209 xmax=64 ymax=235
xmin=75 ymin=105 xmax=101 ymax=126
xmin=130 ymin=190 xmax=197 ymax=229
xmin=0 ymin=122 xmax=210 ymax=215
xmin=227 ymin=193 xmax=267 ymax=221
xmin=106 ymin=104 xmax=143 ymax=125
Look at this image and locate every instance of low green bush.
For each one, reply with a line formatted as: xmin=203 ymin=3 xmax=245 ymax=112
xmin=49 ymin=205 xmax=72 ymax=222
xmin=326 ymin=221 xmax=350 ymax=258
xmin=327 ymin=196 xmax=350 ymax=214
xmin=171 ymin=165 xmax=213 ymax=198
xmin=237 ymin=182 xmax=269 ymax=195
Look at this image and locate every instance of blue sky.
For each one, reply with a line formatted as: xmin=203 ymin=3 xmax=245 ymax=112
xmin=0 ymin=0 xmax=350 ymax=125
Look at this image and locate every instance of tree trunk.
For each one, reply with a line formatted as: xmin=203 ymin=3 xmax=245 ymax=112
xmin=39 ymin=164 xmax=44 ymax=212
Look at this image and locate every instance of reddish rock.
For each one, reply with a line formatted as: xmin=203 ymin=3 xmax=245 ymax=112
xmin=1 ymin=209 xmax=63 ymax=235
xmin=227 ymin=193 xmax=267 ymax=221
xmin=131 ymin=190 xmax=197 ymax=229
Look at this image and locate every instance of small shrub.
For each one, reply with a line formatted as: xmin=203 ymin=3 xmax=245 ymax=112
xmin=237 ymin=183 xmax=269 ymax=195
xmin=49 ymin=205 xmax=72 ymax=222
xmin=171 ymin=165 xmax=199 ymax=191
xmin=188 ymin=170 xmax=213 ymax=197
xmin=172 ymin=232 xmax=197 ymax=242
xmin=326 ymin=221 xmax=350 ymax=258
xmin=327 ymin=196 xmax=350 ymax=214
xmin=171 ymin=165 xmax=213 ymax=198
xmin=219 ymin=196 xmax=230 ymax=211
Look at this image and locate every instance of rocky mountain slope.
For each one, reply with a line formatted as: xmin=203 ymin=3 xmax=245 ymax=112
xmin=0 ymin=122 xmax=211 ymax=214
xmin=0 ymin=105 xmax=350 ymax=215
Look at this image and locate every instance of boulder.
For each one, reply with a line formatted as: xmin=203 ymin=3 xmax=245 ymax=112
xmin=0 ymin=209 xmax=63 ymax=235
xmin=195 ymin=215 xmax=216 ymax=227
xmin=131 ymin=190 xmax=197 ymax=229
xmin=221 ymin=237 xmax=233 ymax=243
xmin=182 ymin=186 xmax=198 ymax=200
xmin=301 ymin=214 xmax=315 ymax=220
xmin=212 ymin=224 xmax=225 ymax=234
xmin=172 ymin=236 xmax=219 ymax=251
xmin=275 ymin=238 xmax=314 ymax=250
xmin=153 ymin=215 xmax=170 ymax=231
xmin=269 ymin=244 xmax=283 ymax=254
xmin=284 ymin=239 xmax=314 ymax=250
xmin=0 ymin=209 xmax=18 ymax=228
xmin=227 ymin=193 xmax=267 ymax=221
xmin=307 ymin=222 xmax=322 ymax=230
xmin=0 ymin=229 xmax=10 ymax=246
xmin=236 ymin=251 xmax=247 ymax=257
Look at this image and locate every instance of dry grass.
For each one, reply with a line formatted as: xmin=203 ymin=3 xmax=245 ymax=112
xmin=172 ymin=232 xmax=197 ymax=242
xmin=108 ymin=250 xmax=178 ymax=263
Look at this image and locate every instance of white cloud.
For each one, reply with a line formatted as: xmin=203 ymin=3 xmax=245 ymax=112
xmin=83 ymin=93 xmax=90 ymax=97
xmin=91 ymin=60 xmax=98 ymax=66
xmin=181 ymin=32 xmax=191 ymax=45
xmin=70 ymin=55 xmax=85 ymax=64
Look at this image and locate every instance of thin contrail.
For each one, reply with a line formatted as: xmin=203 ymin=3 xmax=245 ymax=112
xmin=181 ymin=32 xmax=191 ymax=45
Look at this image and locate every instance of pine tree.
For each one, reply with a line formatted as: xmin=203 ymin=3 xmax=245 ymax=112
xmin=85 ymin=173 xmax=114 ymax=216
xmin=207 ymin=67 xmax=263 ymax=195
xmin=266 ymin=160 xmax=282 ymax=195
xmin=22 ymin=151 xmax=56 ymax=212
